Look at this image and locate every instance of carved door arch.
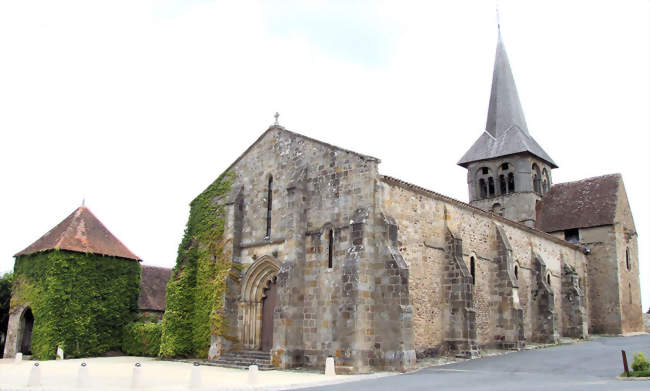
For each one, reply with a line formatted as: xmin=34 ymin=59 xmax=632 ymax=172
xmin=240 ymin=255 xmax=280 ymax=350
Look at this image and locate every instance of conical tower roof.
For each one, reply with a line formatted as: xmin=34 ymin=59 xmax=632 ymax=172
xmin=15 ymin=206 xmax=141 ymax=261
xmin=458 ymin=32 xmax=557 ymax=168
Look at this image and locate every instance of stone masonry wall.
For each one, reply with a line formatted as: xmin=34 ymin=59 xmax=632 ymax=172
xmin=579 ymin=225 xmax=620 ymax=333
xmin=615 ymin=184 xmax=643 ymax=333
xmin=218 ymin=127 xmax=414 ymax=372
xmin=379 ymin=176 xmax=589 ymax=353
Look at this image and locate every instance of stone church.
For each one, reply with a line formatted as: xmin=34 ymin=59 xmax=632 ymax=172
xmin=203 ymin=32 xmax=643 ymax=373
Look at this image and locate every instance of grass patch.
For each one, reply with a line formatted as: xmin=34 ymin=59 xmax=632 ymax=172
xmin=620 ymin=370 xmax=650 ymax=378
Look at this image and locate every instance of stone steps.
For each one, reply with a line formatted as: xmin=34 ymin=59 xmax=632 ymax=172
xmin=208 ymin=350 xmax=274 ymax=370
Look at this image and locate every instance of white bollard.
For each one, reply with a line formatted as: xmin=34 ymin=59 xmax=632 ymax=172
xmin=189 ymin=362 xmax=202 ymax=388
xmin=27 ymin=362 xmax=41 ymax=387
xmin=325 ymin=357 xmax=336 ymax=377
xmin=248 ymin=364 xmax=259 ymax=385
xmin=77 ymin=362 xmax=90 ymax=388
xmin=14 ymin=352 xmax=23 ymax=362
xmin=56 ymin=346 xmax=64 ymax=360
xmin=131 ymin=362 xmax=143 ymax=388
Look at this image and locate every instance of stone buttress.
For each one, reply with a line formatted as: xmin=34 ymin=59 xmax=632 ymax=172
xmin=493 ymin=225 xmax=525 ymax=349
xmin=444 ymin=228 xmax=478 ymax=358
xmin=372 ymin=214 xmax=416 ymax=371
xmin=561 ymin=262 xmax=587 ymax=338
xmin=530 ymin=253 xmax=558 ymax=343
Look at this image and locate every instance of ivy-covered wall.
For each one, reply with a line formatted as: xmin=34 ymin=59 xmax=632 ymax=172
xmin=159 ymin=172 xmax=235 ymax=358
xmin=0 ymin=272 xmax=13 ymax=357
xmin=122 ymin=320 xmax=162 ymax=357
xmin=11 ymin=250 xmax=140 ymax=359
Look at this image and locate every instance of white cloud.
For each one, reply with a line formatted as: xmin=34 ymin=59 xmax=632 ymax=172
xmin=1 ymin=0 xmax=648 ymax=309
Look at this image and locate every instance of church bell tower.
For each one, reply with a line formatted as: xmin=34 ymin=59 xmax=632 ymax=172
xmin=458 ymin=31 xmax=557 ymax=227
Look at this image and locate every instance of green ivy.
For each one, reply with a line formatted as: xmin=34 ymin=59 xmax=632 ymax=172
xmin=12 ymin=250 xmax=140 ymax=359
xmin=0 ymin=272 xmax=14 ymax=356
xmin=159 ymin=171 xmax=235 ymax=358
xmin=122 ymin=321 xmax=162 ymax=357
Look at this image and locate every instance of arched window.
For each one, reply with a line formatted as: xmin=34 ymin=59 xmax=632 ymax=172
xmin=328 ymin=229 xmax=334 ymax=269
xmin=470 ymin=257 xmax=476 ymax=285
xmin=625 ymin=248 xmax=631 ymax=270
xmin=546 ymin=273 xmax=551 ymax=286
xmin=492 ymin=203 xmax=504 ymax=216
xmin=542 ymin=168 xmax=550 ymax=194
xmin=532 ymin=163 xmax=542 ymax=194
xmin=497 ymin=162 xmax=515 ymax=194
xmin=514 ymin=264 xmax=519 ymax=280
xmin=479 ymin=178 xmax=487 ymax=199
xmin=266 ymin=176 xmax=273 ymax=239
xmin=476 ymin=167 xmax=494 ymax=199
xmin=507 ymin=173 xmax=515 ymax=193
xmin=499 ymin=174 xmax=507 ymax=194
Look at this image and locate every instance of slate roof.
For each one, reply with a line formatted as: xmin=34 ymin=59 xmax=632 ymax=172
xmin=138 ymin=265 xmax=172 ymax=312
xmin=380 ymin=175 xmax=583 ymax=252
xmin=535 ymin=174 xmax=621 ymax=233
xmin=15 ymin=206 xmax=141 ymax=261
xmin=458 ymin=32 xmax=557 ymax=168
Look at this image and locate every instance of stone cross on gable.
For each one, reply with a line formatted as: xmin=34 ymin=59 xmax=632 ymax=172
xmin=274 ymin=112 xmax=279 ymax=126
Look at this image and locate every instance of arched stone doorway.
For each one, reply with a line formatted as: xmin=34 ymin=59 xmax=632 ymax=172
xmin=240 ymin=256 xmax=280 ymax=350
xmin=20 ymin=308 xmax=34 ymax=355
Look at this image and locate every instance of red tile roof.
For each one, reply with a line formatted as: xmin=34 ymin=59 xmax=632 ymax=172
xmin=15 ymin=206 xmax=141 ymax=261
xmin=138 ymin=265 xmax=172 ymax=312
xmin=536 ymin=174 xmax=620 ymax=233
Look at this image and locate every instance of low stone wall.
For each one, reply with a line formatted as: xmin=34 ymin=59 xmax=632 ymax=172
xmin=644 ymin=313 xmax=650 ymax=333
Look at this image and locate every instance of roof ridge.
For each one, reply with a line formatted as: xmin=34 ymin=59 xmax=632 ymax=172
xmin=78 ymin=206 xmax=141 ymax=261
xmin=379 ymin=174 xmax=584 ymax=251
xmin=53 ymin=208 xmax=81 ymax=250
xmin=141 ymin=264 xmax=172 ymax=270
xmin=552 ymin=173 xmax=621 ymax=187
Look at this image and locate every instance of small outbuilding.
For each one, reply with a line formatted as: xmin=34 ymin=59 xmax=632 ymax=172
xmin=3 ymin=206 xmax=144 ymax=359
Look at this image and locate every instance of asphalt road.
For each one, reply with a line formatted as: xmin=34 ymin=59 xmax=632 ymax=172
xmin=293 ymin=335 xmax=650 ymax=391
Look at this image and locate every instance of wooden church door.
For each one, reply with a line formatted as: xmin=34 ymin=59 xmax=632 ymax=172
xmin=261 ymin=278 xmax=278 ymax=351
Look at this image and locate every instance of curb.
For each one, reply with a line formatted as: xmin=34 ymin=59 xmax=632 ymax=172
xmin=616 ymin=375 xmax=650 ymax=381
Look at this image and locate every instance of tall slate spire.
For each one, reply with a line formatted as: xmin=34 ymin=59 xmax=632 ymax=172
xmin=485 ymin=31 xmax=528 ymax=137
xmin=458 ymin=32 xmax=557 ymax=168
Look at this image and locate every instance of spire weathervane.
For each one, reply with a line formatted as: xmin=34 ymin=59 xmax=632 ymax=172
xmin=274 ymin=112 xmax=280 ymax=126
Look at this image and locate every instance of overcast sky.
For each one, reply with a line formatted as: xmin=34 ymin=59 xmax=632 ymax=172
xmin=1 ymin=0 xmax=648 ymax=310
